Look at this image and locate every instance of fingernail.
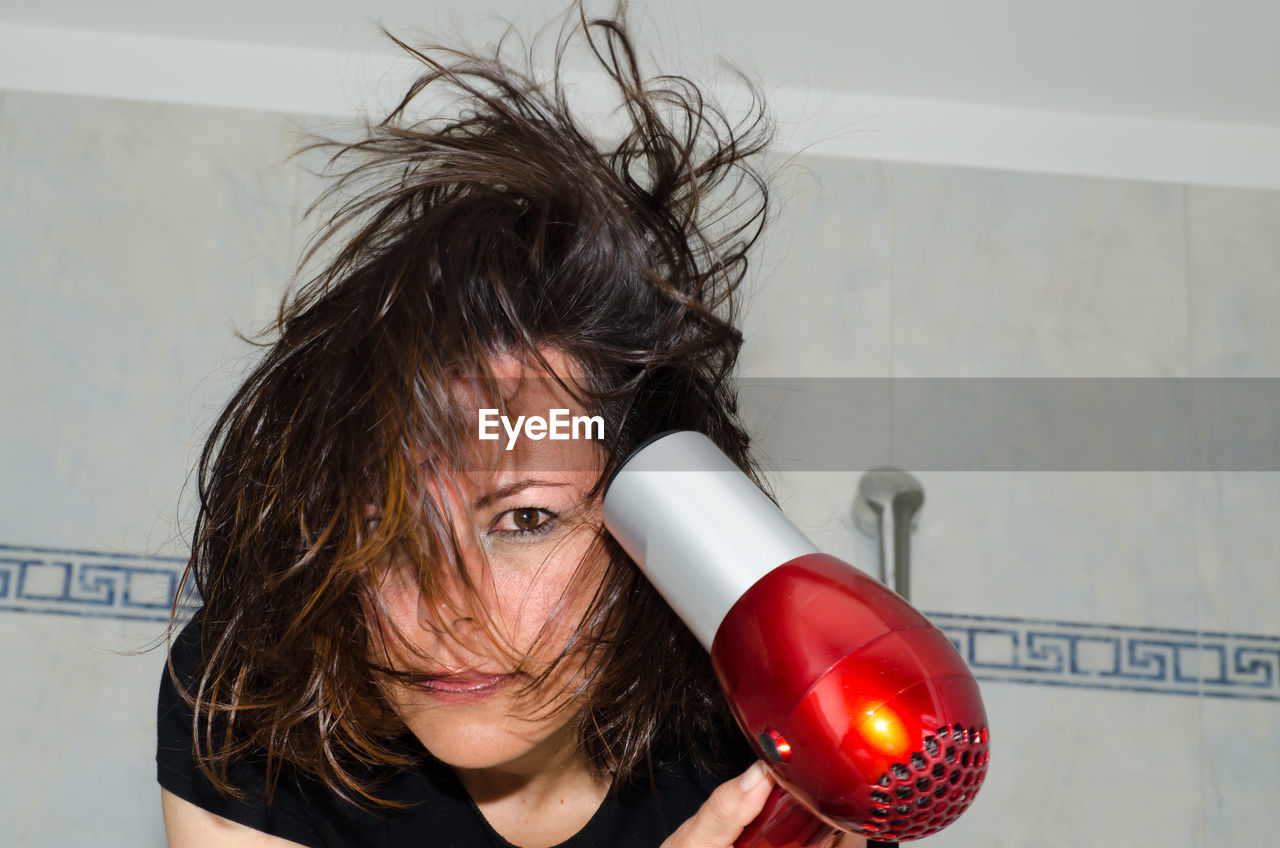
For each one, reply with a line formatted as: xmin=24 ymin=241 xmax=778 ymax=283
xmin=738 ymin=761 xmax=769 ymax=791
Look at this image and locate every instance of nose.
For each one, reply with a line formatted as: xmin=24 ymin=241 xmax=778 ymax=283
xmin=410 ymin=547 xmax=493 ymax=648
xmin=409 ymin=474 xmax=497 ymax=651
xmin=411 ymin=582 xmax=500 ymax=673
xmin=414 ymin=572 xmax=478 ymax=633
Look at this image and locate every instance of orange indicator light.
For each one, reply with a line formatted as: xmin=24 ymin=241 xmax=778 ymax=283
xmin=857 ymin=704 xmax=909 ymax=757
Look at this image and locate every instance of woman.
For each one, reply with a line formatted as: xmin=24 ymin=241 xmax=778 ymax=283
xmin=157 ymin=6 xmax=867 ymax=847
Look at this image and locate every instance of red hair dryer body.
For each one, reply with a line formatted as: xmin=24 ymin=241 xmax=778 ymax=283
xmin=603 ymin=432 xmax=989 ymax=846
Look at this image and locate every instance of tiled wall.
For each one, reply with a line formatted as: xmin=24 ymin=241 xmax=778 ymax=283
xmin=0 ymin=90 xmax=313 ymax=847
xmin=2 ymin=90 xmax=1276 ymax=847
xmin=739 ymin=155 xmax=1280 ymax=846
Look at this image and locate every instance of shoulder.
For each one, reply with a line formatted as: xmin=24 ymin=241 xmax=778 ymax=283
xmin=594 ymin=727 xmax=757 ymax=842
xmin=161 ymin=788 xmax=311 ymax=848
xmin=157 ymin=611 xmax=330 ymax=846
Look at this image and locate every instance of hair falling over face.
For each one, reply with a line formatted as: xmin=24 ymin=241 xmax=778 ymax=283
xmin=172 ymin=1 xmax=775 ymax=807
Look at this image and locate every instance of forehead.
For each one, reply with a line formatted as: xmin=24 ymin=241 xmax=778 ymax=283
xmin=446 ymin=349 xmax=605 ymax=481
xmin=452 ymin=349 xmax=582 ymax=405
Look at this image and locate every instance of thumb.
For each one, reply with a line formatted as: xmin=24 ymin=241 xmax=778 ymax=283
xmin=663 ymin=761 xmax=775 ymax=848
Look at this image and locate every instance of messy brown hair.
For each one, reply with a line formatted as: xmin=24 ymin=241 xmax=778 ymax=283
xmin=173 ymin=2 xmax=773 ymax=806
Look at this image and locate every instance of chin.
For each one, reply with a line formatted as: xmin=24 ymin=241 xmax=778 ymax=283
xmin=426 ymin=740 xmax=530 ymax=771
xmin=400 ymin=703 xmax=572 ymax=772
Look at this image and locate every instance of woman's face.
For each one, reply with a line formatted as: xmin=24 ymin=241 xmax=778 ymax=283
xmin=371 ymin=350 xmax=610 ymax=774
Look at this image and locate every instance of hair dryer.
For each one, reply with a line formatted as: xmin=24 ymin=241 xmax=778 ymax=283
xmin=603 ymin=431 xmax=989 ymax=846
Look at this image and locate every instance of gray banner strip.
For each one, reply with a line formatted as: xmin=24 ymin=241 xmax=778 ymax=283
xmin=740 ymin=378 xmax=1280 ymax=471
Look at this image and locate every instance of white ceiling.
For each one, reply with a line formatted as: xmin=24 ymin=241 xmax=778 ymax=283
xmin=2 ymin=0 xmax=1278 ymax=187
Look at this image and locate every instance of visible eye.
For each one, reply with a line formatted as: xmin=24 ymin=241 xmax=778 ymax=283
xmin=490 ymin=507 xmax=556 ymax=537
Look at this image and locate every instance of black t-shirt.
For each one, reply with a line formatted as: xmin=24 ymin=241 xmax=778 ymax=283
xmin=157 ymin=612 xmax=753 ymax=848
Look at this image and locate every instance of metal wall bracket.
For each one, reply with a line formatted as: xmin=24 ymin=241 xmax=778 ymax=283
xmin=853 ymin=468 xmax=925 ymax=601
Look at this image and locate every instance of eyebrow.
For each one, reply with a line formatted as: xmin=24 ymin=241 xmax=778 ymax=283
xmin=472 ymin=479 xmax=568 ymax=511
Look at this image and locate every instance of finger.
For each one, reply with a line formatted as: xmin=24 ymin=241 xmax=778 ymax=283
xmin=666 ymin=761 xmax=775 ymax=848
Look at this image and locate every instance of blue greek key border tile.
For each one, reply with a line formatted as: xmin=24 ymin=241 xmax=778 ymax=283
xmin=929 ymin=612 xmax=1280 ymax=701
xmin=0 ymin=543 xmax=196 ymax=622
xmin=4 ymin=544 xmax=1277 ymax=701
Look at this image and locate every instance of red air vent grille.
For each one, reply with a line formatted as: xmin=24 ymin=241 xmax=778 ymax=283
xmin=859 ymin=724 xmax=989 ymax=841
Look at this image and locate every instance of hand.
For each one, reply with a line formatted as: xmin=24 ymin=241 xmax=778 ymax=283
xmin=661 ymin=761 xmax=776 ymax=848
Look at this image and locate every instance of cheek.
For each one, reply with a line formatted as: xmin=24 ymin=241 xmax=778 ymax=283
xmin=369 ymin=565 xmax=426 ymax=643
xmin=493 ymin=534 xmax=608 ymax=652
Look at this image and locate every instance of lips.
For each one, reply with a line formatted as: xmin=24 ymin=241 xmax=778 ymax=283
xmin=406 ymin=672 xmax=517 ymax=703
